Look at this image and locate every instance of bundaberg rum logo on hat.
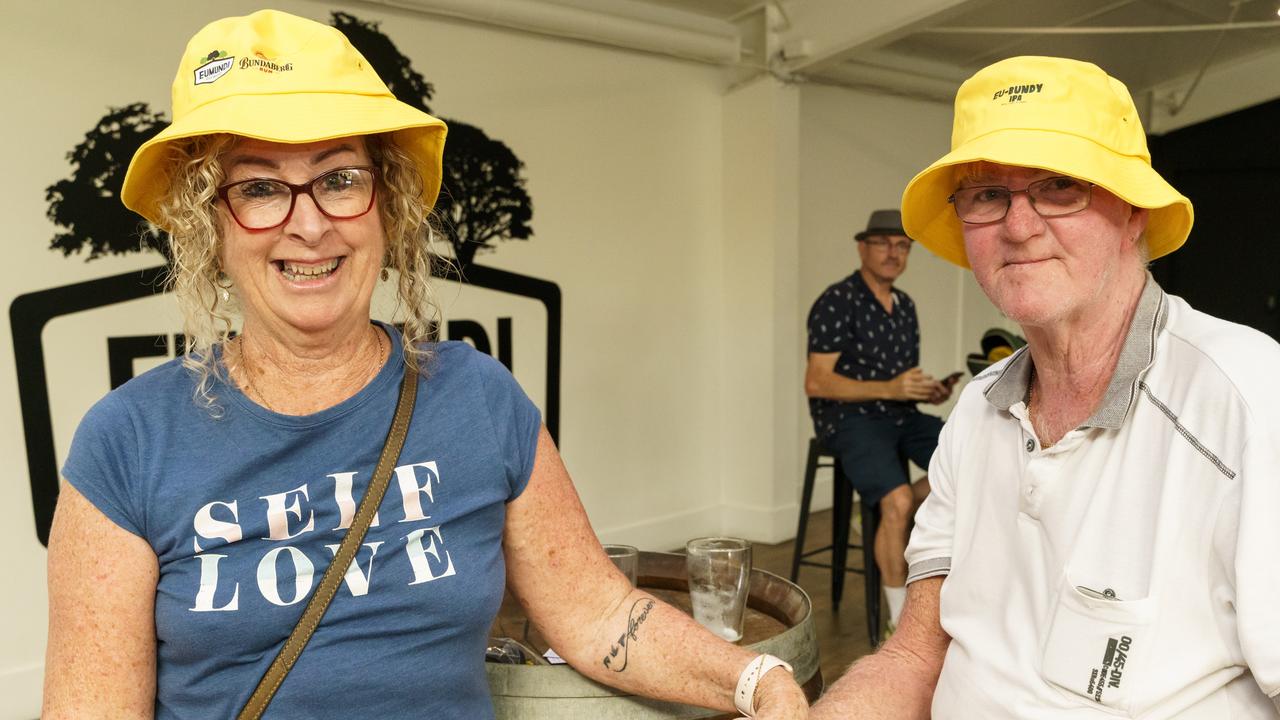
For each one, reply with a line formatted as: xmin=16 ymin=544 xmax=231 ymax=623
xmin=992 ymin=82 xmax=1044 ymax=104
xmin=239 ymin=51 xmax=293 ymax=74
xmin=194 ymin=50 xmax=233 ymax=85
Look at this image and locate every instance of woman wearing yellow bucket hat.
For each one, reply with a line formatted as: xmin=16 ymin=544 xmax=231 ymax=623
xmin=813 ymin=57 xmax=1280 ymax=719
xmin=43 ymin=10 xmax=807 ymax=720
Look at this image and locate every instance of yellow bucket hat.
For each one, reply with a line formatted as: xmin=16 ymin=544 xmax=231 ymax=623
xmin=122 ymin=9 xmax=447 ymax=231
xmin=901 ymin=56 xmax=1193 ymax=268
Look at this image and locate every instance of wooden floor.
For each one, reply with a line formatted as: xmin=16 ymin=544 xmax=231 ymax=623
xmin=750 ymin=507 xmax=876 ymax=684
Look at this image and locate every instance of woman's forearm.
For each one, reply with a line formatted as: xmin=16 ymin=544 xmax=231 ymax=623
xmin=551 ymin=588 xmax=752 ymax=708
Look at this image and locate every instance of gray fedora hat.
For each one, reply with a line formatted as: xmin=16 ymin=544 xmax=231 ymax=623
xmin=854 ymin=209 xmax=908 ymax=241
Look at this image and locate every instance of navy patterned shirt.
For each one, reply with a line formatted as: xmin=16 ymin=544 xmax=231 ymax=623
xmin=807 ymin=271 xmax=921 ymax=439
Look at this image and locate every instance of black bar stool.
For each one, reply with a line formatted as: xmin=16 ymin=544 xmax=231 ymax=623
xmin=789 ymin=438 xmax=883 ymax=645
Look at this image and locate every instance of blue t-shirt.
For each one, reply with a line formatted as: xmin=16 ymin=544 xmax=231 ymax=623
xmin=62 ymin=326 xmax=541 ymax=719
xmin=807 ymin=271 xmax=921 ymax=438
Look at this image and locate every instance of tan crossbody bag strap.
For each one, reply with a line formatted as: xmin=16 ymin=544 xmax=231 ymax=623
xmin=237 ymin=368 xmax=419 ymax=720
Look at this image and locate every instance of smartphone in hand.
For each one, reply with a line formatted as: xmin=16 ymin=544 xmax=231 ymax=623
xmin=941 ymin=371 xmax=964 ymax=388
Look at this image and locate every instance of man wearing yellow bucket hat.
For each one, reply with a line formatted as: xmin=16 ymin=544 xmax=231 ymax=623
xmin=812 ymin=56 xmax=1280 ymax=719
xmin=43 ymin=10 xmax=807 ymax=720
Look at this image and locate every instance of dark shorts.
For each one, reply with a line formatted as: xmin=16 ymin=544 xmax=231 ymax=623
xmin=825 ymin=412 xmax=944 ymax=508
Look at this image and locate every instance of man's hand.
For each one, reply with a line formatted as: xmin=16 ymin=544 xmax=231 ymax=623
xmin=809 ymin=577 xmax=949 ymax=719
xmin=889 ymin=367 xmax=940 ymax=402
xmin=926 ymin=372 xmax=961 ymax=404
xmin=745 ymin=667 xmax=809 ymax=719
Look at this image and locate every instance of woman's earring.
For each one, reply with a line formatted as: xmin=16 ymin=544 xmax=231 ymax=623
xmin=381 ymin=267 xmax=390 ymax=281
xmin=216 ymin=273 xmax=232 ymax=302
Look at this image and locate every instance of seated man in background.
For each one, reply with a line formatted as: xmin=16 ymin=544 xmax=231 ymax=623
xmin=804 ymin=209 xmax=954 ymax=636
xmin=811 ymin=56 xmax=1280 ymax=719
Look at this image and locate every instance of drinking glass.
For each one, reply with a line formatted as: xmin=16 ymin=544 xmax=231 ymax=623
xmin=684 ymin=537 xmax=751 ymax=642
xmin=603 ymin=544 xmax=639 ymax=586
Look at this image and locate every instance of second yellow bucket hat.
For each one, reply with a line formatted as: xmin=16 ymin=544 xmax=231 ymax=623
xmin=122 ymin=9 xmax=447 ymax=232
xmin=901 ymin=56 xmax=1193 ymax=268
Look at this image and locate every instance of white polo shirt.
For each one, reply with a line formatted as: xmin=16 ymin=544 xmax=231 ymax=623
xmin=906 ymin=277 xmax=1280 ymax=719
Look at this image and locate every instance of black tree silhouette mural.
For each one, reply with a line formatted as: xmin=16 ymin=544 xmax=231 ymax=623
xmin=45 ymin=102 xmax=170 ymax=261
xmin=434 ymin=122 xmax=534 ymax=268
xmin=17 ymin=11 xmax=558 ymax=546
xmin=330 ymin=11 xmax=438 ymax=113
xmin=331 ymin=12 xmax=533 ymax=269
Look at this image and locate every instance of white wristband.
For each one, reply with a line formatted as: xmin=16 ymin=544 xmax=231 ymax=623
xmin=733 ymin=654 xmax=793 ymax=717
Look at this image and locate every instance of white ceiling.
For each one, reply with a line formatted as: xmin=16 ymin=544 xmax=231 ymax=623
xmin=368 ymin=0 xmax=1280 ymax=127
xmin=636 ymin=0 xmax=759 ymax=16
xmin=641 ymin=0 xmax=1280 ymax=98
xmin=858 ymin=3 xmax=1273 ymax=90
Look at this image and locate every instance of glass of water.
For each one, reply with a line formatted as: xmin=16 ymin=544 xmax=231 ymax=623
xmin=603 ymin=544 xmax=639 ymax=586
xmin=685 ymin=537 xmax=751 ymax=642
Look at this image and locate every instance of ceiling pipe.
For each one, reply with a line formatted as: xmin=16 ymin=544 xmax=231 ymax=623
xmin=925 ymin=19 xmax=1280 ymax=34
xmin=364 ymin=0 xmax=742 ymax=65
xmin=803 ymin=60 xmax=960 ymax=104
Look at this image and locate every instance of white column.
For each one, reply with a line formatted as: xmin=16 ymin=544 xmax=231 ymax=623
xmin=718 ymin=75 xmax=803 ymax=543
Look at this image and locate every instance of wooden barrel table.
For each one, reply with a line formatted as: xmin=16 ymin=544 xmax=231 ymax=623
xmin=486 ymin=551 xmax=822 ymax=718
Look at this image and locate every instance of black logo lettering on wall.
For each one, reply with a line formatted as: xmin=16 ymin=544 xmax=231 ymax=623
xmin=12 ymin=11 xmax=560 ymax=546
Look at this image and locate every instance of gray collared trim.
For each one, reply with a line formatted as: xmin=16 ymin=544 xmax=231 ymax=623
xmin=1139 ymin=382 xmax=1237 ymax=480
xmin=972 ymin=366 xmax=1002 ymax=383
xmin=983 ymin=346 xmax=1032 ymax=411
xmin=982 ymin=274 xmax=1168 ymax=429
xmin=907 ymin=557 xmax=951 ymax=584
xmin=1083 ymin=276 xmax=1168 ymax=429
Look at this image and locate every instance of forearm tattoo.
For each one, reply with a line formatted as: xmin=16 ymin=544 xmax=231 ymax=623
xmin=602 ymin=598 xmax=656 ymax=672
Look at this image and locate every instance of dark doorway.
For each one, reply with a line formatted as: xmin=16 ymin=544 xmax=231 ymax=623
xmin=1148 ymin=98 xmax=1280 ymax=342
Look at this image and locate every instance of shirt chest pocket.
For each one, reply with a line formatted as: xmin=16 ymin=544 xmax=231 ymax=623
xmin=1041 ymin=573 xmax=1154 ymax=717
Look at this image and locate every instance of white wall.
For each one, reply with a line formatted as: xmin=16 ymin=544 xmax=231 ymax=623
xmin=717 ymin=76 xmax=804 ymax=543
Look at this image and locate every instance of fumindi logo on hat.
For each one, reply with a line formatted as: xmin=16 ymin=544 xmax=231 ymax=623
xmin=193 ymin=50 xmax=233 ymax=85
xmin=900 ymin=56 xmax=1193 ymax=268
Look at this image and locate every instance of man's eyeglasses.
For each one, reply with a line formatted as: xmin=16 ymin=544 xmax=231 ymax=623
xmin=948 ymin=175 xmax=1093 ymax=224
xmin=860 ymin=237 xmax=913 ymax=254
xmin=216 ymin=166 xmax=379 ymax=231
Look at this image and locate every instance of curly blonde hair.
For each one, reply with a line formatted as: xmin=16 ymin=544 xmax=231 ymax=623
xmin=151 ymin=132 xmax=445 ymax=413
